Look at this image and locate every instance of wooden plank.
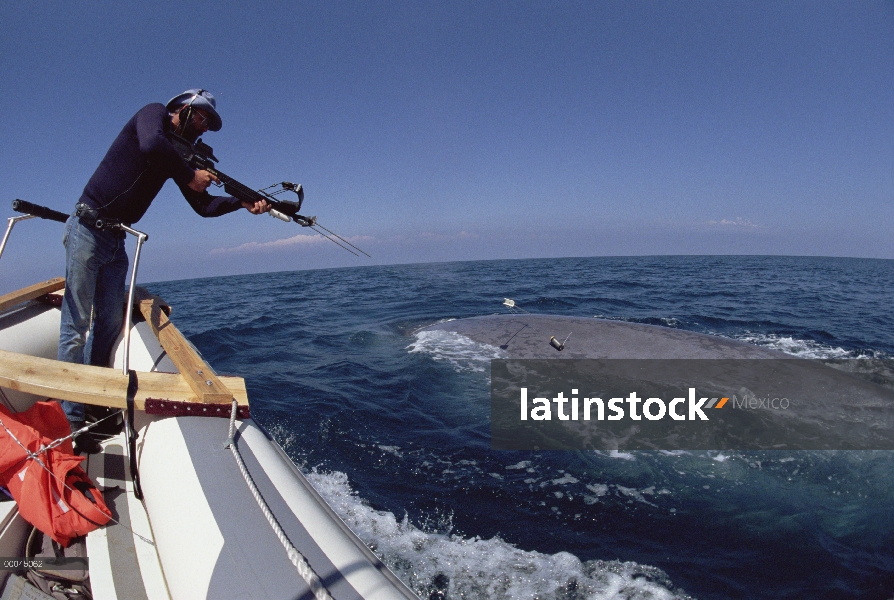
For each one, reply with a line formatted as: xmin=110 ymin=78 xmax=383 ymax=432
xmin=0 ymin=278 xmax=65 ymax=312
xmin=132 ymin=287 xmax=232 ymax=404
xmin=0 ymin=349 xmax=248 ymax=410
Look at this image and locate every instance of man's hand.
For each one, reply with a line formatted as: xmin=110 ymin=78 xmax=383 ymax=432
xmin=242 ymin=199 xmax=271 ymax=214
xmin=188 ymin=169 xmax=219 ymax=193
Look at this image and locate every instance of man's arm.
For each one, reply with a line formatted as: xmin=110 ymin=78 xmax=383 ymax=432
xmin=176 ymin=184 xmax=244 ymax=218
xmin=176 ymin=185 xmax=270 ymax=218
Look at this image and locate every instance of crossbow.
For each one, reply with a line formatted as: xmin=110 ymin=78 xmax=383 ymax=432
xmin=170 ymin=133 xmax=369 ymax=257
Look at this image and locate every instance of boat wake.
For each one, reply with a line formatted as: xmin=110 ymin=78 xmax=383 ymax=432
xmin=305 ymin=469 xmax=689 ymax=600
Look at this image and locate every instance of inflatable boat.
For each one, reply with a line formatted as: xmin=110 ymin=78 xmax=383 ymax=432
xmin=0 ymin=205 xmax=420 ymax=600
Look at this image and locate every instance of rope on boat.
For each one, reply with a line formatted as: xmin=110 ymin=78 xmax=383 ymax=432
xmin=226 ymin=400 xmax=334 ymax=600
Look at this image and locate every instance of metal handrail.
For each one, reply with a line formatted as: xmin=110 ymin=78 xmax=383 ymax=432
xmin=118 ymin=225 xmax=149 ymax=374
xmin=0 ymin=214 xmax=38 ymax=264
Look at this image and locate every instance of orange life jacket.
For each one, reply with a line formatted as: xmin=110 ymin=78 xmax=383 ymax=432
xmin=0 ymin=402 xmax=111 ymax=547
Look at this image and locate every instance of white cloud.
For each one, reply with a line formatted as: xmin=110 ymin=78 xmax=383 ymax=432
xmin=707 ymin=217 xmax=760 ymax=228
xmin=210 ymin=234 xmax=373 ymax=255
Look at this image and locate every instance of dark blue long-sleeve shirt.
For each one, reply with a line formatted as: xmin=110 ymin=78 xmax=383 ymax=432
xmin=78 ymin=103 xmax=242 ymax=224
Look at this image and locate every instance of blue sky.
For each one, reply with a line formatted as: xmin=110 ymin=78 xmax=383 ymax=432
xmin=1 ymin=1 xmax=892 ymax=289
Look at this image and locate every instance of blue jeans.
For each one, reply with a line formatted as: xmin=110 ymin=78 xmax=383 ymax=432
xmin=58 ymin=216 xmax=129 ymax=422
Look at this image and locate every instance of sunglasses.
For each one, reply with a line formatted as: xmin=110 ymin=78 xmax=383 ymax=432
xmin=188 ymin=108 xmax=210 ymax=128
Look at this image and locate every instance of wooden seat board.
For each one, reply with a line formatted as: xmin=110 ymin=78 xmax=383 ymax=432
xmin=0 ymin=349 xmax=248 ymax=410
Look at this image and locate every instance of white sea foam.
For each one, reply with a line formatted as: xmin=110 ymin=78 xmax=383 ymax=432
xmin=609 ymin=450 xmax=637 ymax=461
xmin=552 ymin=474 xmax=580 ymax=485
xmin=407 ymin=329 xmax=508 ymax=373
xmin=586 ymin=483 xmax=610 ymax=496
xmin=615 ymin=486 xmax=658 ymax=508
xmin=505 ymin=461 xmax=531 ymax=470
xmin=306 ymin=469 xmax=688 ymax=600
xmin=731 ymin=332 xmax=874 ymax=359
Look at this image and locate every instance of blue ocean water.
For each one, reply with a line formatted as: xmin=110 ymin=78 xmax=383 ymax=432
xmin=148 ymin=255 xmax=894 ymax=600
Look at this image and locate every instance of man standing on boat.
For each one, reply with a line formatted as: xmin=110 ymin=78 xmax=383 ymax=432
xmin=57 ymin=89 xmax=270 ymax=453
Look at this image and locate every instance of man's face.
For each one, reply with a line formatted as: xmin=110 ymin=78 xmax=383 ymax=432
xmin=175 ymin=106 xmax=212 ymax=139
xmin=188 ymin=108 xmax=212 ymax=133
